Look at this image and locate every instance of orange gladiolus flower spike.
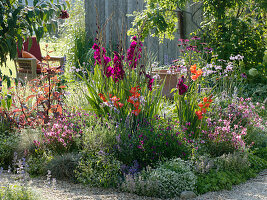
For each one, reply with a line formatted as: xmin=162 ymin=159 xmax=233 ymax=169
xmin=111 ymin=96 xmax=120 ymax=102
xmin=190 ymin=64 xmax=197 ymax=74
xmin=196 ymin=69 xmax=203 ymax=76
xmin=127 ymin=96 xmax=135 ymax=104
xmin=203 ymin=97 xmax=208 ymax=102
xmin=198 ymin=115 xmax=203 ymax=119
xmin=195 ymin=110 xmax=202 ymax=115
xmin=201 ymin=108 xmax=207 ymax=114
xmin=98 ymin=93 xmax=107 ymax=102
xmin=133 ymin=92 xmax=141 ymax=98
xmin=195 ymin=110 xmax=203 ymax=119
xmin=191 ymin=75 xmax=198 ymax=81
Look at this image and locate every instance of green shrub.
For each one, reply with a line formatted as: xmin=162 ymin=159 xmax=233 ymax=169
xmin=0 ymin=184 xmax=36 ymax=200
xmin=80 ymin=117 xmax=117 ymax=154
xmin=248 ymin=153 xmax=267 ymax=172
xmin=0 ymin=133 xmax=19 ymax=168
xmin=196 ymin=168 xmax=257 ymax=194
xmin=121 ymin=158 xmax=196 ymax=199
xmin=245 ymin=127 xmax=267 ymax=149
xmin=253 ymin=147 xmax=267 ymax=161
xmin=27 ymin=153 xmax=53 ymax=177
xmin=0 ymin=117 xmax=11 ymax=135
xmin=196 ymin=152 xmax=267 ymax=194
xmin=75 ymin=151 xmax=121 ymax=188
xmin=46 ymin=153 xmax=81 ymax=182
xmin=199 ymin=17 xmax=265 ymax=80
xmin=213 ymin=152 xmax=251 ymax=172
xmin=194 ymin=152 xmax=251 ymax=174
xmin=115 ymin=117 xmax=190 ymax=168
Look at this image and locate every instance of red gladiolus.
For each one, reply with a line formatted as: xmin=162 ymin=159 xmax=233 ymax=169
xmin=195 ymin=110 xmax=203 ymax=119
xmin=118 ymin=102 xmax=124 ymax=108
xmin=133 ymin=101 xmax=140 ymax=109
xmin=132 ymin=109 xmax=141 ymax=116
xmin=130 ymin=86 xmax=141 ymax=94
xmin=201 ymin=108 xmax=207 ymax=114
xmin=196 ymin=95 xmax=213 ymax=120
xmin=198 ymin=102 xmax=203 ymax=107
xmin=204 ymin=103 xmax=210 ymax=108
xmin=98 ymin=93 xmax=107 ymax=102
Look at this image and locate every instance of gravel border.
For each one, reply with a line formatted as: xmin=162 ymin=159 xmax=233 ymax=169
xmin=1 ymin=170 xmax=266 ymax=200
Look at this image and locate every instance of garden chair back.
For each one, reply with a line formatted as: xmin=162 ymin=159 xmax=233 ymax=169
xmin=16 ymin=37 xmax=65 ymax=81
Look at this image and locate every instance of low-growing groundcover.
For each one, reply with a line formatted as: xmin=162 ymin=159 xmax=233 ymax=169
xmin=0 ymin=184 xmax=36 ymax=200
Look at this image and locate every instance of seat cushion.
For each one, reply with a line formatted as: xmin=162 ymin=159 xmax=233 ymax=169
xmin=22 ymin=50 xmax=42 ymax=74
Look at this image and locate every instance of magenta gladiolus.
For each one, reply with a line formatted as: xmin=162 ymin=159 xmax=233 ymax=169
xmin=177 ymin=76 xmax=188 ymax=95
xmin=127 ymin=36 xmax=143 ymax=68
xmin=113 ymin=51 xmax=125 ymax=82
xmin=92 ymin=43 xmax=112 ymax=78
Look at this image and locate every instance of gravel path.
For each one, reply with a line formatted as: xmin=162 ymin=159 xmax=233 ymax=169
xmin=1 ymin=170 xmax=266 ymax=200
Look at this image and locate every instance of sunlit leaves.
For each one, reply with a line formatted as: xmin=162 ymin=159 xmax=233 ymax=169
xmin=0 ymin=0 xmax=70 ymax=66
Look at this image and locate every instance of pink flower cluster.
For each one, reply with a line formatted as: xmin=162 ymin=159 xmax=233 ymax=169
xmin=127 ymin=36 xmax=143 ymax=68
xmin=202 ymin=97 xmax=265 ymax=154
xmin=204 ymin=117 xmax=247 ymax=150
xmin=34 ymin=115 xmax=81 ymax=153
xmin=226 ymin=97 xmax=264 ymax=129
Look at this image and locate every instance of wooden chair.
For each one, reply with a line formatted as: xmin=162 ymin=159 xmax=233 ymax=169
xmin=16 ymin=37 xmax=65 ymax=81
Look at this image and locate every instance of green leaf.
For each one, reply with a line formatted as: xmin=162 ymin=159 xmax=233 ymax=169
xmin=65 ymin=1 xmax=70 ymax=9
xmin=1 ymin=99 xmax=6 ymax=110
xmin=33 ymin=0 xmax=38 ymax=6
xmin=6 ymin=94 xmax=12 ymax=109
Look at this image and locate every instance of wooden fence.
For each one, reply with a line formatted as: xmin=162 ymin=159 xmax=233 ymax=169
xmin=84 ymin=0 xmax=202 ymax=65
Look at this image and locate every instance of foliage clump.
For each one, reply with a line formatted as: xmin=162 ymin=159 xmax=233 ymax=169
xmin=121 ymin=158 xmax=196 ymax=198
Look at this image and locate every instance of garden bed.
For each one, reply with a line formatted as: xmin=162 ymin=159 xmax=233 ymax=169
xmin=1 ymin=170 xmax=266 ymax=200
xmin=0 ymin=1 xmax=266 ymax=200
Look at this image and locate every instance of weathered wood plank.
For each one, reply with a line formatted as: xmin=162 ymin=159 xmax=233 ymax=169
xmin=84 ymin=0 xmax=202 ymax=65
